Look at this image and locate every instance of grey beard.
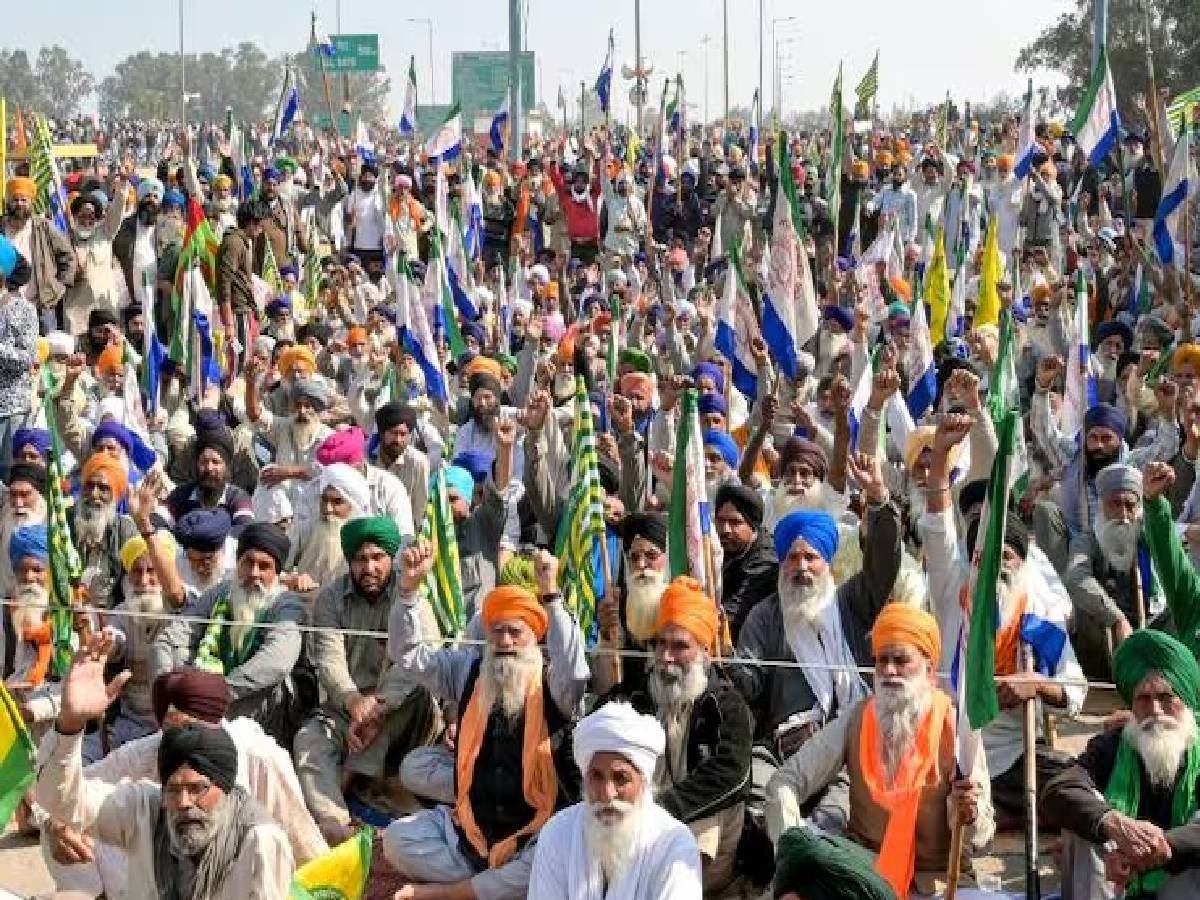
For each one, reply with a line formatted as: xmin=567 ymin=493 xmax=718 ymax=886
xmin=155 ymin=786 xmax=262 ymax=900
xmin=874 ymin=676 xmax=932 ymax=778
xmin=1095 ymin=516 xmax=1140 ymax=573
xmin=480 ymin=643 xmax=543 ymax=722
xmin=294 ymin=514 xmax=349 ymax=583
xmin=584 ymin=800 xmax=642 ymax=886
xmin=648 ymin=658 xmax=708 ymax=712
xmin=779 ymin=569 xmax=836 ymax=632
xmin=75 ymin=500 xmax=116 ymax=550
xmin=227 ymin=581 xmax=283 ymax=652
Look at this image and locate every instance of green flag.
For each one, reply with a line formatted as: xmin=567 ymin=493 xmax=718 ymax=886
xmin=40 ymin=369 xmax=83 ymax=675
xmin=419 ymin=468 xmax=466 ymax=638
xmin=827 ymin=64 xmax=844 ymax=242
xmin=0 ymin=683 xmax=34 ymax=833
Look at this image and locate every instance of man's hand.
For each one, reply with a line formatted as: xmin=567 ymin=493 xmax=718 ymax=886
xmin=933 ymin=412 xmax=974 ymax=453
xmin=829 ymin=375 xmax=852 ymax=420
xmin=64 ymin=352 xmax=86 ymax=386
xmin=867 ymin=367 xmax=901 ymax=412
xmin=47 ymin=821 xmax=95 ymax=866
xmin=345 ymin=691 xmax=380 ymax=728
xmin=597 ymin=592 xmax=621 ymax=639
xmin=846 ymin=451 xmax=888 ymax=505
xmin=533 ymin=549 xmax=560 ymax=597
xmin=57 ymin=632 xmax=131 ymax=735
xmin=259 ymin=464 xmax=289 ymax=487
xmin=950 ymin=778 xmax=981 ymax=827
xmin=522 ymin=390 xmax=551 ymax=433
xmin=947 ymin=367 xmax=982 ymax=412
xmin=1155 ymin=378 xmax=1180 ymax=418
xmin=1144 ymin=462 xmax=1176 ymax=501
xmin=759 ymin=395 xmax=779 ymax=433
xmin=1112 ymin=616 xmax=1134 ymax=645
xmin=750 ymin=336 xmax=770 ymax=367
xmin=996 ymin=674 xmax=1044 ymax=710
xmin=1102 ymin=812 xmax=1172 ymax=868
xmin=597 ymin=432 xmax=619 ymax=465
xmin=398 ymin=541 xmax=435 ymax=594
xmin=495 ymin=416 xmax=518 ymax=448
xmin=609 ymin=393 xmax=635 ymax=436
xmin=1036 ymin=356 xmax=1063 ymax=391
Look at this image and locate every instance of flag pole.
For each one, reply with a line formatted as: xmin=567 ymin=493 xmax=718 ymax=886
xmin=1021 ymin=646 xmax=1042 ymax=900
xmin=0 ymin=96 xmax=7 ymax=201
xmin=314 ymin=14 xmax=338 ymax=137
xmin=580 ymin=81 xmax=587 ymax=138
xmin=598 ymin=532 xmax=623 ymax=684
xmin=944 ymin=821 xmax=964 ymax=899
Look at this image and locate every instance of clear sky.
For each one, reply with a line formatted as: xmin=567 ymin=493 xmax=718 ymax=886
xmin=7 ymin=0 xmax=1071 ymax=119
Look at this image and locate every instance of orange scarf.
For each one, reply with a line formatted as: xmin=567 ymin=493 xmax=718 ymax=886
xmin=858 ymin=690 xmax=953 ymax=898
xmin=453 ymin=675 xmax=558 ymax=867
xmin=22 ymin=621 xmax=53 ymax=686
xmin=959 ymin=582 xmax=1027 ymax=677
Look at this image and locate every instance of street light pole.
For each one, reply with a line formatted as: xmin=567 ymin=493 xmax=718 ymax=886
xmin=634 ymin=0 xmax=643 ymax=134
xmin=699 ymin=34 xmax=711 ymax=128
xmin=508 ymin=0 xmax=523 ymax=162
xmin=407 ymin=18 xmax=435 ymax=106
xmin=757 ymin=0 xmax=763 ymax=133
xmin=771 ymin=16 xmax=796 ymax=122
xmin=179 ymin=0 xmax=186 ymax=125
xmin=722 ymin=0 xmax=729 ymax=126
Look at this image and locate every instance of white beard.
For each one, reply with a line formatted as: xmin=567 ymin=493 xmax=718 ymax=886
xmin=74 ymin=499 xmax=116 ymax=550
xmin=584 ymin=799 xmax=643 ymax=886
xmin=291 ymin=416 xmax=322 ymax=450
xmin=179 ymin=556 xmax=226 ymax=595
xmin=625 ymin=569 xmax=667 ymax=645
xmin=9 ymin=581 xmax=48 ymax=639
xmin=480 ymin=643 xmax=544 ymax=722
xmin=227 ymin=581 xmax=283 ymax=652
xmin=294 ymin=513 xmax=349 ymax=583
xmin=874 ymin=674 xmax=933 ymax=780
xmin=1094 ymin=515 xmax=1141 ymax=573
xmin=123 ymin=578 xmax=166 ymax=642
xmin=648 ymin=657 xmax=709 ymax=713
xmin=1125 ymin=708 xmax=1198 ymax=790
xmin=1 ymin=497 xmax=48 ymax=564
xmin=779 ymin=569 xmax=837 ymax=637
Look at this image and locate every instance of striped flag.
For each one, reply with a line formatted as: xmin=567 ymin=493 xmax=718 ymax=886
xmin=906 ymin=292 xmax=938 ymax=421
xmin=1166 ymin=85 xmax=1200 ymax=134
xmin=595 ymin=29 xmax=614 ymax=114
xmin=444 ymin=219 xmax=480 ymax=322
xmin=399 ymin=56 xmax=418 ymax=137
xmin=168 ymin=196 xmax=220 ymax=365
xmin=261 ymin=238 xmax=284 ymax=295
xmin=424 ymin=105 xmax=463 ymax=163
xmin=988 ymin=310 xmax=1030 ymax=499
xmin=554 ymin=377 xmax=607 ymax=642
xmin=1062 ymin=271 xmax=1097 ymax=443
xmin=396 ymin=257 xmax=448 ymax=405
xmin=30 ymin=114 xmax=68 ymax=233
xmin=0 ymin=683 xmax=34 ymax=832
xmin=854 ymin=51 xmax=879 ymax=118
xmin=1014 ymin=78 xmax=1037 ymax=179
xmin=426 ymin=230 xmax=467 ymax=367
xmin=668 ymin=389 xmax=720 ymax=593
xmin=827 ymin=64 xmax=844 ymax=241
xmin=461 ymin=171 xmax=485 ymax=264
xmin=420 ymin=468 xmax=466 ymax=637
xmin=716 ymin=239 xmax=762 ymax=399
xmin=271 ymin=65 xmax=299 ymax=146
xmin=312 ymin=12 xmax=337 ymax=57
xmin=1071 ymin=43 xmax=1121 ymax=167
xmin=40 ymin=368 xmax=82 ymax=676
xmin=748 ymin=91 xmax=760 ymax=173
xmin=303 ymin=218 xmax=322 ymax=317
xmin=1153 ymin=125 xmax=1196 ymax=270
xmin=489 ymin=94 xmax=510 ymax=155
xmin=139 ymin=272 xmax=168 ymax=416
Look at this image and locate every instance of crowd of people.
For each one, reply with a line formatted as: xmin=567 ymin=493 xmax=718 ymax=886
xmin=0 ymin=71 xmax=1199 ymax=900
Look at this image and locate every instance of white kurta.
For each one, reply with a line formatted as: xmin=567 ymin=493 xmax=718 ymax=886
xmin=527 ymin=801 xmax=703 ymax=900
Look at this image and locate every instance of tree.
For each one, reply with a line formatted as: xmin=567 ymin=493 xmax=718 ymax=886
xmin=292 ymin=43 xmax=391 ymax=131
xmin=0 ymin=50 xmax=43 ymax=112
xmin=35 ymin=46 xmax=94 ymax=120
xmin=1016 ymin=0 xmax=1200 ymax=121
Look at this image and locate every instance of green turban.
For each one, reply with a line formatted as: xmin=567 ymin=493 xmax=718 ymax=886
xmin=275 ymin=156 xmax=298 ymax=174
xmin=499 ymin=554 xmax=537 ymax=594
xmin=1113 ymin=630 xmax=1200 ymax=710
xmin=619 ymin=347 xmax=653 ymax=374
xmin=773 ymin=827 xmax=896 ymax=900
xmin=340 ymin=516 xmax=402 ymax=562
xmin=496 ymin=352 xmax=519 ymax=376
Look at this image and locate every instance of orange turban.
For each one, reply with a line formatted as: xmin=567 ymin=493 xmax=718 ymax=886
xmin=96 ymin=344 xmax=124 ymax=377
xmin=464 ymin=355 xmax=504 ymax=380
xmin=346 ymin=326 xmax=368 ymax=345
xmin=544 ymin=282 xmax=559 ymax=300
xmin=1031 ymin=283 xmax=1051 ymax=303
xmin=851 ymin=160 xmax=870 ymax=179
xmin=619 ymin=372 xmax=654 ymax=402
xmin=871 ymin=602 xmax=941 ymax=663
xmin=1172 ymin=344 xmax=1200 ymax=374
xmin=81 ymin=453 xmax=129 ymax=500
xmin=6 ymin=177 xmax=35 ymax=201
xmin=483 ymin=170 xmax=502 ymax=189
xmin=557 ymin=324 xmax=578 ymax=364
xmin=277 ymin=344 xmax=317 ymax=377
xmin=482 ymin=585 xmax=548 ymax=641
xmin=656 ymin=576 xmax=718 ymax=652
xmin=996 ymin=154 xmax=1015 ymax=174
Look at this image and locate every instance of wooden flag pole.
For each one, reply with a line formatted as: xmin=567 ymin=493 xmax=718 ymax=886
xmin=1132 ymin=551 xmax=1147 ymax=631
xmin=944 ymin=820 xmax=964 ymax=900
xmin=1022 ymin=646 xmax=1042 ymax=900
xmin=598 ymin=528 xmax=623 ymax=684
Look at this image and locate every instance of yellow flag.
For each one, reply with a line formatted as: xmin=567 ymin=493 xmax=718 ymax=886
xmin=926 ymin=225 xmax=951 ymax=345
xmin=975 ymin=216 xmax=1002 ymax=329
xmin=626 ymin=130 xmax=642 ymax=172
xmin=290 ymin=828 xmax=372 ymax=900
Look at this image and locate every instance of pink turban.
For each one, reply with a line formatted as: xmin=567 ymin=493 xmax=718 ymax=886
xmin=316 ymin=426 xmax=366 ymax=467
xmin=543 ymin=312 xmax=566 ymax=342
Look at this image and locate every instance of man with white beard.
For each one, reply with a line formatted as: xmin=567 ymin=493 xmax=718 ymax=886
xmin=1093 ymin=320 xmax=1133 ymax=405
xmin=610 ymin=576 xmax=752 ymax=893
xmin=173 ymin=508 xmax=235 ymax=597
xmin=766 ymin=603 xmax=993 ymax=898
xmin=0 ymin=463 xmax=47 ymax=611
xmin=313 ymin=426 xmax=415 ymax=539
xmin=151 ymin=522 xmax=305 ymax=745
xmin=734 ymin=452 xmax=901 ymax=834
xmin=289 ymin=463 xmax=370 ymax=593
xmin=528 ymin=702 xmax=702 ymax=900
xmin=383 ymin=543 xmax=589 ymax=899
xmin=702 ymin=430 xmax=740 ymax=505
xmin=71 ymin=452 xmax=139 ymax=610
xmin=922 ymin=412 xmax=1086 ymax=827
xmin=1044 ymin=630 xmax=1200 ymax=899
xmin=1065 ymin=463 xmax=1161 ymax=679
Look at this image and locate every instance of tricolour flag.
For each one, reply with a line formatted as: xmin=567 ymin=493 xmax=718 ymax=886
xmin=926 ymin=225 xmax=951 ymax=345
xmin=399 ymin=56 xmax=418 ymax=137
xmin=489 ymin=94 xmax=510 ymax=154
xmin=906 ymin=292 xmax=938 ymax=421
xmin=425 ymin=229 xmax=466 ymax=361
xmin=401 ymin=253 xmax=449 ymax=403
xmin=290 ymin=828 xmax=371 ymax=900
xmin=40 ymin=368 xmax=82 ymax=675
xmin=271 ymin=66 xmax=299 ymax=145
xmin=312 ymin=13 xmax=337 ymax=58
xmin=139 ymin=272 xmax=168 ymax=416
xmin=424 ymin=105 xmax=463 ymax=162
xmin=1153 ymin=125 xmax=1196 ymax=269
xmin=419 ymin=468 xmax=465 ymax=637
xmin=1062 ymin=271 xmax=1097 ymax=442
xmin=554 ymin=377 xmax=607 ymax=642
xmin=1014 ymin=78 xmax=1037 ymax=179
xmin=761 ymin=133 xmax=820 ymax=381
xmin=445 ymin=218 xmax=480 ymax=322
xmin=668 ymin=389 xmax=720 ymax=594
xmin=974 ymin=215 xmax=1003 ymax=329
xmin=0 ymin=683 xmax=34 ymax=833
xmin=461 ymin=171 xmax=485 ymax=263
xmin=30 ymin=114 xmax=68 ymax=233
xmin=168 ymin=197 xmax=220 ymax=365
xmin=595 ymin=29 xmax=614 ymax=114
xmin=716 ymin=240 xmax=762 ymax=400
xmin=1071 ymin=43 xmax=1121 ymax=167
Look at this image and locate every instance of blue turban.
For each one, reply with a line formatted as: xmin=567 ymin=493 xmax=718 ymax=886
xmin=462 ymin=322 xmax=487 ymax=347
xmin=444 ymin=465 xmax=475 ymax=502
xmin=12 ymin=427 xmax=51 ymax=459
xmin=452 ymin=448 xmax=495 ymax=484
xmin=1097 ymin=320 xmax=1133 ymax=349
xmin=136 ymin=178 xmax=164 ymax=203
xmin=0 ymin=235 xmax=17 ymax=279
xmin=692 ymin=362 xmax=726 ymax=395
xmin=774 ymin=509 xmax=840 ymax=564
xmin=263 ymin=166 xmax=282 ymax=183
xmin=175 ymin=507 xmax=233 ymax=552
xmin=703 ymin=430 xmax=740 ymax=468
xmin=9 ymin=523 xmax=48 ymax=566
xmin=823 ymin=304 xmax=854 ymax=332
xmin=266 ymin=297 xmax=292 ymax=317
xmin=161 ymin=189 xmax=186 ymax=210
xmin=197 ymin=164 xmax=215 ymax=181
xmin=91 ymin=421 xmax=133 ymax=455
xmin=1084 ymin=402 xmax=1127 ymax=439
xmin=377 ymin=305 xmax=398 ymax=324
xmin=698 ymin=393 xmax=728 ymax=418
xmin=279 ymin=265 xmax=298 ymax=280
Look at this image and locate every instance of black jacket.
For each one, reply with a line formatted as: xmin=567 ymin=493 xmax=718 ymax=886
xmin=618 ymin=672 xmax=753 ymax=824
xmin=721 ymin=531 xmax=779 ymax=644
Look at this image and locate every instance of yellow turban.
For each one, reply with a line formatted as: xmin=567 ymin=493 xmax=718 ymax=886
xmin=6 ymin=177 xmax=35 ymax=201
xmin=851 ymin=160 xmax=870 ymax=179
xmin=482 ymin=585 xmax=548 ymax=640
xmin=875 ymin=150 xmax=894 ymax=167
xmin=871 ymin=602 xmax=941 ymax=664
xmin=277 ymin=344 xmax=318 ymax=377
xmin=36 ymin=338 xmax=49 ymax=364
xmin=656 ymin=576 xmax=718 ymax=652
xmin=119 ymin=531 xmax=178 ymax=573
xmin=1172 ymin=343 xmax=1200 ymax=375
xmin=81 ymin=453 xmax=129 ymax=501
xmin=96 ymin=344 xmax=124 ymax=377
xmin=212 ymin=174 xmax=233 ymax=191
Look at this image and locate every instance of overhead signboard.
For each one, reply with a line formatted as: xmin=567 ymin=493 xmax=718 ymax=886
xmin=452 ymin=51 xmax=535 ymax=119
xmin=325 ymin=34 xmax=381 ymax=73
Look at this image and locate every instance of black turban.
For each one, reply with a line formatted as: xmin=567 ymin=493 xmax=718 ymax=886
xmin=88 ymin=308 xmax=119 ymax=330
xmin=965 ymin=509 xmax=1028 ymax=560
xmin=195 ymin=427 xmax=235 ymax=464
xmin=376 ymin=401 xmax=418 ymax=434
xmin=236 ymin=522 xmax=290 ymax=571
xmin=175 ymin=507 xmax=233 ymax=552
xmin=620 ymin=511 xmax=667 ymax=552
xmin=957 ymin=480 xmax=988 ymax=520
xmin=715 ymin=482 xmax=764 ymax=529
xmin=157 ymin=724 xmax=238 ymax=793
xmin=7 ymin=463 xmax=46 ymax=494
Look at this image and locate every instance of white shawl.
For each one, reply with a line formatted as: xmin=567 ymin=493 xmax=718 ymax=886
xmin=784 ymin=591 xmax=868 ymax=718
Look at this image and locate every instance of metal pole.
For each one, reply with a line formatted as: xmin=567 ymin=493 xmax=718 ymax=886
xmin=338 ymin=0 xmax=349 ymax=110
xmin=508 ymin=0 xmax=523 ymax=162
xmin=722 ymin=0 xmax=730 ymax=126
xmin=634 ymin=0 xmax=643 ymax=135
xmin=757 ymin=0 xmax=763 ymax=134
xmin=179 ymin=0 xmax=186 ymax=125
xmin=427 ymin=23 xmax=435 ymax=106
xmin=1092 ymin=0 xmax=1108 ymax=74
xmin=699 ymin=34 xmax=711 ymax=128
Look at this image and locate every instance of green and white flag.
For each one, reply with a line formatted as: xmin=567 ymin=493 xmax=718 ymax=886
xmin=854 ymin=51 xmax=879 ymax=119
xmin=827 ymin=63 xmax=844 ymax=242
xmin=420 ymin=468 xmax=466 ymax=638
xmin=987 ymin=310 xmax=1029 ymax=501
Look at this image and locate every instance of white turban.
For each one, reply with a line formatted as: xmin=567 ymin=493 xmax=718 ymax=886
xmin=511 ymin=298 xmax=534 ymax=318
xmin=572 ymin=701 xmax=665 ymax=786
xmin=252 ymin=484 xmax=293 ymax=524
xmin=47 ymin=331 xmax=75 ymax=357
xmin=318 ymin=462 xmax=370 ymax=516
xmin=529 ymin=264 xmax=550 ymax=286
xmin=253 ymin=335 xmax=277 ymax=356
xmin=96 ymin=396 xmax=126 ymax=423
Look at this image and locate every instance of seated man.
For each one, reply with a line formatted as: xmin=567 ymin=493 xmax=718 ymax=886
xmin=294 ymin=516 xmax=439 ymax=843
xmin=714 ymin=482 xmax=778 ymax=644
xmin=1043 ymin=630 xmax=1200 ymax=899
xmin=614 ymin=575 xmax=752 ymax=892
xmin=164 ymin=425 xmax=255 ymax=530
xmin=383 ymin=542 xmax=589 ymax=900
xmin=173 ymin=507 xmax=235 ymax=596
xmin=71 ymin=451 xmax=138 ymax=609
xmin=528 ymin=701 xmax=702 ymax=899
xmin=152 ymin=522 xmax=305 ymax=744
xmin=772 ymin=826 xmax=897 ymax=900
xmin=41 ymin=667 xmax=327 ymax=898
xmin=766 ymin=603 xmax=994 ymax=898
xmin=36 ymin=634 xmax=295 ymax=899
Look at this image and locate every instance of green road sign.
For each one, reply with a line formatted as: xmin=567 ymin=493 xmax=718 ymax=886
xmin=325 ymin=34 xmax=381 ymax=73
xmin=452 ymin=51 xmax=535 ymax=119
